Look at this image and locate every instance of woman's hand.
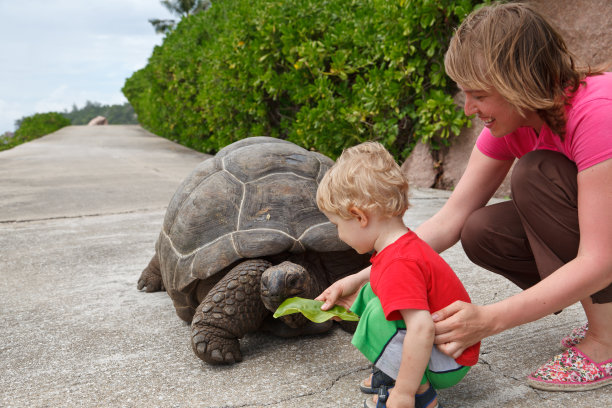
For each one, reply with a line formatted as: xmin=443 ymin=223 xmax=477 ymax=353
xmin=432 ymin=301 xmax=498 ymax=359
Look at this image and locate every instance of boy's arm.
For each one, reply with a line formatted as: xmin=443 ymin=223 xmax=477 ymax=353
xmin=387 ymin=309 xmax=434 ymax=408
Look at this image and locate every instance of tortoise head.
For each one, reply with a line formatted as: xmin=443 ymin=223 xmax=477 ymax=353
xmin=260 ymin=261 xmax=320 ymax=327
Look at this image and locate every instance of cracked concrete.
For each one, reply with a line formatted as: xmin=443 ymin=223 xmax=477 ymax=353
xmin=1 ymin=126 xmax=610 ymax=407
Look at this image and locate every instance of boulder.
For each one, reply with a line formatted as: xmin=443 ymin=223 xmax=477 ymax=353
xmin=401 ymin=141 xmax=437 ymax=189
xmin=88 ymin=116 xmax=108 ymax=126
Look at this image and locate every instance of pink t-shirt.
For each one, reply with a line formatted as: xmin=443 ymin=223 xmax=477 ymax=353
xmin=476 ymin=72 xmax=612 ymax=172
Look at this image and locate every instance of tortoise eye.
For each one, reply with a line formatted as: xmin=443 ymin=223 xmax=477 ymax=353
xmin=287 ymin=274 xmax=300 ymax=288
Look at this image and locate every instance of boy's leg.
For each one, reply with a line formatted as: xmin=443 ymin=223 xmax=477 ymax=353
xmin=352 ymin=284 xmax=466 ymax=381
xmin=351 ymin=283 xmax=405 ymax=368
xmin=424 ymin=365 xmax=470 ymax=389
xmin=411 ymin=366 xmax=469 ymax=408
xmin=351 ymin=283 xmax=398 ymax=394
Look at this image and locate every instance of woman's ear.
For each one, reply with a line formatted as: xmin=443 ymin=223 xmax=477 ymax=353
xmin=349 ymin=207 xmax=368 ymax=227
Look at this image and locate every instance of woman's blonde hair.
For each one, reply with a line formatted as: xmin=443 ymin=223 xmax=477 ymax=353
xmin=316 ymin=141 xmax=409 ymax=219
xmin=445 ymin=2 xmax=601 ymax=138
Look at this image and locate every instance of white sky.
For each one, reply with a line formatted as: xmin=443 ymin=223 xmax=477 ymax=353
xmin=0 ymin=0 xmax=175 ymax=132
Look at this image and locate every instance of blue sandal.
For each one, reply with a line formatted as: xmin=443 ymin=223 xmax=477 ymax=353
xmin=415 ymin=385 xmax=442 ymax=408
xmin=363 ymin=385 xmax=391 ymax=408
xmin=363 ymin=384 xmax=443 ymax=408
xmin=360 ymin=367 xmax=396 ymax=394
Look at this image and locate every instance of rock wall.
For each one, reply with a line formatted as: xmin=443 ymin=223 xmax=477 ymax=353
xmin=401 ymin=0 xmax=612 ymax=197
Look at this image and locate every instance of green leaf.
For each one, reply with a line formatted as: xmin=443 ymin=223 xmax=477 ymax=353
xmin=273 ymin=297 xmax=359 ymax=322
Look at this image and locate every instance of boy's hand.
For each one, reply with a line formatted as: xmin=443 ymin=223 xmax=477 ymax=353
xmin=315 ymin=277 xmax=358 ymax=312
xmin=315 ymin=266 xmax=371 ymax=319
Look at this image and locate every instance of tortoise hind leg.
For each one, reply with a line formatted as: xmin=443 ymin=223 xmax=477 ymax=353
xmin=191 ymin=259 xmax=272 ymax=365
xmin=137 ymin=253 xmax=165 ymax=292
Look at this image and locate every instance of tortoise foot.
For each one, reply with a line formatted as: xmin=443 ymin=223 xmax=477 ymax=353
xmin=189 ymin=259 xmax=272 ymax=364
xmin=191 ymin=321 xmax=242 ymax=365
xmin=137 ymin=254 xmax=165 ymax=292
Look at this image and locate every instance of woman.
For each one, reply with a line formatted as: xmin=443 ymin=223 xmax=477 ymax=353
xmin=318 ymin=2 xmax=612 ymax=392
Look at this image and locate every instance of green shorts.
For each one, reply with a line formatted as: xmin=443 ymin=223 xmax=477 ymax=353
xmin=351 ymin=283 xmax=470 ymax=389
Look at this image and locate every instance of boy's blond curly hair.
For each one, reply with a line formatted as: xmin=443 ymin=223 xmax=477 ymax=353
xmin=317 ymin=141 xmax=409 ymax=220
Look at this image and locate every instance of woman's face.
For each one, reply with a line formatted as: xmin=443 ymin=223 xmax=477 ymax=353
xmin=460 ymin=85 xmax=542 ymax=137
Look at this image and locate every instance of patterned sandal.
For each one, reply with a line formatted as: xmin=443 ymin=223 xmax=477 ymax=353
xmin=360 ymin=367 xmax=396 ymax=394
xmin=560 ymin=323 xmax=588 ymax=349
xmin=527 ymin=346 xmax=612 ymax=391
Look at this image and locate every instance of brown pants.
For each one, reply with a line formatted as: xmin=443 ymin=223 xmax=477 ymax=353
xmin=461 ymin=150 xmax=612 ymax=304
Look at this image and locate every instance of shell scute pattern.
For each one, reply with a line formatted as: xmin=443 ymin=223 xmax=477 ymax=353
xmin=160 ymin=137 xmax=345 ymax=282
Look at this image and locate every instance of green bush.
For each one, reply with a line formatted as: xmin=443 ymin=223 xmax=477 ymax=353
xmin=2 ymin=112 xmax=71 ymax=151
xmin=124 ymin=0 xmax=482 ymax=159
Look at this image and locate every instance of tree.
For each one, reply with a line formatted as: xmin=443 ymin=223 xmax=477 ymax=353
xmin=61 ymin=101 xmax=138 ymax=125
xmin=149 ymin=0 xmax=210 ymax=34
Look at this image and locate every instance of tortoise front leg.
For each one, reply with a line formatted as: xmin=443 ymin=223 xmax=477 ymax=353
xmin=191 ymin=259 xmax=272 ymax=365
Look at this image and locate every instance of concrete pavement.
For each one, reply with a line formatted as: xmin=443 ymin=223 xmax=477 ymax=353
xmin=1 ymin=125 xmax=609 ymax=407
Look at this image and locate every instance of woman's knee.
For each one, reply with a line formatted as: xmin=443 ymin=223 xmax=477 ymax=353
xmin=460 ymin=202 xmax=527 ymax=271
xmin=460 ymin=208 xmax=492 ymax=265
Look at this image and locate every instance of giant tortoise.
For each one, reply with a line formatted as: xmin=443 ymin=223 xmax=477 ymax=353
xmin=137 ymin=137 xmax=370 ymax=365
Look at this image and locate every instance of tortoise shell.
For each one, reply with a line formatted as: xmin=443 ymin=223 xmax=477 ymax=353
xmin=156 ymin=137 xmax=349 ymax=293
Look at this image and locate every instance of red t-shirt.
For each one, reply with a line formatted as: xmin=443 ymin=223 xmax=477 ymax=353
xmin=370 ymin=230 xmax=480 ymax=366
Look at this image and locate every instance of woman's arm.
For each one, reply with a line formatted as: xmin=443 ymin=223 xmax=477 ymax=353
xmin=414 ymin=146 xmax=513 ymax=252
xmin=434 ymin=158 xmax=612 ymax=358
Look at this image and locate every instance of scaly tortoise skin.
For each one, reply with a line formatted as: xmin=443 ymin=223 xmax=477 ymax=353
xmin=137 ymin=137 xmax=370 ymax=364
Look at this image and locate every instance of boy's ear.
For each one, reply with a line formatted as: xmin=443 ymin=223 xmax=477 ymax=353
xmin=349 ymin=207 xmax=368 ymax=227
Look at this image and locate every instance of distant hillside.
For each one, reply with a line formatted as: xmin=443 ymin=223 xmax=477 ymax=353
xmin=61 ymin=101 xmax=139 ymax=125
xmin=3 ymin=102 xmax=140 ymax=151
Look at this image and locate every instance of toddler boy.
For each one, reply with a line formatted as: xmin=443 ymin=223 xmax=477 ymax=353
xmin=316 ymin=142 xmax=480 ymax=408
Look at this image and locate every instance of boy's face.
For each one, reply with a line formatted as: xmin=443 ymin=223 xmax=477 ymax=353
xmin=323 ymin=211 xmax=374 ymax=254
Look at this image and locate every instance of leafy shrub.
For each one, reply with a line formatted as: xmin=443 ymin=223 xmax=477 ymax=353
xmin=2 ymin=112 xmax=71 ymax=151
xmin=124 ymin=0 xmax=482 ymax=159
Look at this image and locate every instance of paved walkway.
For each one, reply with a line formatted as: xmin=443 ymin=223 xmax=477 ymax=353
xmin=1 ymin=126 xmax=608 ymax=407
